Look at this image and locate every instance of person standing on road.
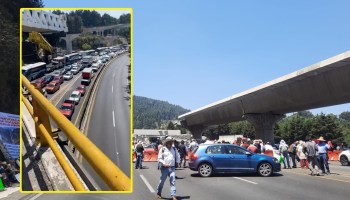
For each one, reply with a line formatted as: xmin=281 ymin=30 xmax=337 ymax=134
xmin=303 ymin=138 xmax=322 ymax=176
xmin=178 ymin=140 xmax=188 ymax=168
xmin=288 ymin=141 xmax=298 ymax=168
xmin=279 ymin=140 xmax=291 ymax=169
xmin=135 ymin=141 xmax=144 ymax=169
xmin=189 ymin=139 xmax=198 ymax=152
xmin=317 ymin=136 xmax=331 ymax=175
xmin=157 ymin=137 xmax=180 ymax=200
xmin=297 ymin=141 xmax=308 ymax=169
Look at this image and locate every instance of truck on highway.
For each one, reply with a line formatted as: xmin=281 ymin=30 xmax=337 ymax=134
xmin=81 ymin=68 xmax=94 ymax=85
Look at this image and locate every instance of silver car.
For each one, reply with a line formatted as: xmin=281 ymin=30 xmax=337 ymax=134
xmin=68 ymin=91 xmax=81 ymax=105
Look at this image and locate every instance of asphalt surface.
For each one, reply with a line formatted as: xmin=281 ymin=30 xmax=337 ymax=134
xmin=19 ymin=161 xmax=350 ymax=200
xmin=82 ymin=54 xmax=131 ymax=190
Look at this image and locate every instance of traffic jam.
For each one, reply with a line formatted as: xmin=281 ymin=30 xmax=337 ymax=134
xmin=22 ymin=46 xmax=128 ymax=121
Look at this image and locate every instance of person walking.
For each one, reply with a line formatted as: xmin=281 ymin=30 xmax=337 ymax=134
xmin=279 ymin=140 xmax=291 ymax=169
xmin=317 ymin=136 xmax=331 ymax=175
xmin=157 ymin=137 xmax=180 ymax=200
xmin=178 ymin=140 xmax=188 ymax=168
xmin=303 ymin=138 xmax=322 ymax=176
xmin=134 ymin=141 xmax=144 ymax=169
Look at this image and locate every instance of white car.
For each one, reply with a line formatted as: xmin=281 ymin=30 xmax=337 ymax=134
xmin=63 ymin=71 xmax=73 ymax=80
xmin=69 ymin=91 xmax=81 ymax=105
xmin=71 ymin=66 xmax=79 ymax=75
xmin=339 ymin=149 xmax=350 ymax=166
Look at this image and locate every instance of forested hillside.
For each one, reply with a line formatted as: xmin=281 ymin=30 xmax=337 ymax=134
xmin=133 ymin=96 xmax=190 ymax=129
xmin=0 ymin=0 xmax=43 ymax=114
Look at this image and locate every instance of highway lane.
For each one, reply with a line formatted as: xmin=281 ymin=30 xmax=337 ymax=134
xmin=82 ymin=54 xmax=131 ymax=190
xmin=25 ymin=161 xmax=350 ymax=200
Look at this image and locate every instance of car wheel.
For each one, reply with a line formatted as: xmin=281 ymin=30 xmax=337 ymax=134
xmin=198 ymin=163 xmax=213 ymax=177
xmin=258 ymin=162 xmax=272 ymax=177
xmin=340 ymin=155 xmax=349 ymax=166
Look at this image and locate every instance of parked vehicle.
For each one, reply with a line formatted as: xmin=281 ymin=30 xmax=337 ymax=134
xmin=76 ymin=85 xmax=86 ymax=96
xmin=59 ymin=102 xmax=75 ymax=119
xmin=69 ymin=90 xmax=81 ymax=104
xmin=63 ymin=71 xmax=73 ymax=80
xmin=45 ymin=81 xmax=60 ymax=94
xmin=53 ymin=75 xmax=64 ymax=84
xmin=22 ymin=62 xmax=46 ymax=81
xmin=189 ymin=144 xmax=281 ymax=177
xmin=339 ymin=150 xmax=350 ymax=166
xmin=71 ymin=66 xmax=79 ymax=75
xmin=81 ymin=68 xmax=94 ymax=85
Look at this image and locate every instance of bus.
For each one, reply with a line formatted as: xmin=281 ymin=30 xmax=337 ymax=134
xmin=64 ymin=53 xmax=80 ymax=65
xmin=82 ymin=56 xmax=94 ymax=68
xmin=51 ymin=56 xmax=65 ymax=70
xmin=22 ymin=62 xmax=46 ymax=81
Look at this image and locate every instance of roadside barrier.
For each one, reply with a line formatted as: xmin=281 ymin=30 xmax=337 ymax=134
xmin=22 ymin=75 xmax=130 ymax=191
xmin=328 ymin=150 xmax=341 ymax=161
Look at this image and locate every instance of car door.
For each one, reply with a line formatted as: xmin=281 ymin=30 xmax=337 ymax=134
xmin=205 ymin=145 xmax=230 ymax=171
xmin=225 ymin=145 xmax=253 ymax=172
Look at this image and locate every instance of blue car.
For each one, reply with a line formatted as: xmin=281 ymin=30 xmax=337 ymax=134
xmin=189 ymin=144 xmax=281 ymax=177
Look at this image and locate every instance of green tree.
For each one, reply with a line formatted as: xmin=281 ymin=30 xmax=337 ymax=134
xmin=167 ymin=121 xmax=175 ymax=130
xmin=339 ymin=111 xmax=350 ymax=122
xmin=82 ymin=43 xmax=92 ymax=50
xmin=297 ymin=111 xmax=314 ymax=118
xmin=228 ymin=121 xmax=255 ymax=139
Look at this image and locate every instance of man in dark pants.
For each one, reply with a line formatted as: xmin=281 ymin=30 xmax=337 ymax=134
xmin=289 ymin=141 xmax=298 ymax=168
xmin=178 ymin=140 xmax=188 ymax=168
xmin=135 ymin=141 xmax=144 ymax=169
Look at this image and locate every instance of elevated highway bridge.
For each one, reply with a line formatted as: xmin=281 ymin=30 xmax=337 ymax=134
xmin=179 ymin=51 xmax=350 ymax=144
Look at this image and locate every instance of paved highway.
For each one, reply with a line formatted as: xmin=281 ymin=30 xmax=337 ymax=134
xmin=82 ymin=54 xmax=131 ymax=190
xmin=19 ymin=161 xmax=350 ymax=200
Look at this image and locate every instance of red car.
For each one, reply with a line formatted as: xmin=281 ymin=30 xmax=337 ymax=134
xmin=45 ymin=81 xmax=60 ymax=94
xmin=76 ymin=85 xmax=86 ymax=96
xmin=31 ymin=78 xmax=46 ymax=88
xmin=53 ymin=75 xmax=64 ymax=84
xmin=59 ymin=102 xmax=75 ymax=119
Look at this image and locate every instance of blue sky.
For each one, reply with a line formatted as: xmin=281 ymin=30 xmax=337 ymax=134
xmin=46 ymin=0 xmax=350 ymax=115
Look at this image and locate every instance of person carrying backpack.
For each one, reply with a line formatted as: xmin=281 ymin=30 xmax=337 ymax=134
xmin=279 ymin=140 xmax=291 ymax=169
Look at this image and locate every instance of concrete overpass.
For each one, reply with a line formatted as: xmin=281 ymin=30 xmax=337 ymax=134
xmin=22 ymin=10 xmax=68 ymax=33
xmin=179 ymin=51 xmax=350 ymax=144
xmin=83 ymin=24 xmax=130 ymax=36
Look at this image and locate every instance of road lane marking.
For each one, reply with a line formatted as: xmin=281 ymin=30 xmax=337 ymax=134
xmin=234 ymin=177 xmax=258 ymax=184
xmin=285 ymin=170 xmax=350 ymax=183
xmin=112 ymin=110 xmax=116 ymax=127
xmin=140 ymin=174 xmax=155 ymax=193
xmin=112 ymin=85 xmax=113 ymax=93
xmin=28 ymin=194 xmax=43 ymax=200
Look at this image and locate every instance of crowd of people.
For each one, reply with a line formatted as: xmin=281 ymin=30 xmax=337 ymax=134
xmin=0 ymin=160 xmax=19 ymax=189
xmin=134 ymin=135 xmax=340 ymax=177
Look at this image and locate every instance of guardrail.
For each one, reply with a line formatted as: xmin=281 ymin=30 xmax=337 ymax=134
xmin=22 ymin=75 xmax=131 ymax=191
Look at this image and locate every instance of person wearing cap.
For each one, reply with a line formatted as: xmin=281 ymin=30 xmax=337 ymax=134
xmin=156 ymin=137 xmax=180 ymax=200
xmin=317 ymin=136 xmax=331 ymax=175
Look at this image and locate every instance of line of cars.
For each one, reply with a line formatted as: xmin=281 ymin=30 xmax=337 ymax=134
xmin=59 ymin=87 xmax=86 ymax=120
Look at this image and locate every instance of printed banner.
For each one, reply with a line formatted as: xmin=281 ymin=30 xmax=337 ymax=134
xmin=0 ymin=112 xmax=20 ymax=160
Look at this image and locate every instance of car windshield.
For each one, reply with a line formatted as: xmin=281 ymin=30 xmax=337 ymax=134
xmin=77 ymin=86 xmax=84 ymax=90
xmin=61 ymin=106 xmax=72 ymax=110
xmin=66 ymin=72 xmax=72 ymax=75
xmin=48 ymin=84 xmax=55 ymax=87
xmin=71 ymin=94 xmax=78 ymax=98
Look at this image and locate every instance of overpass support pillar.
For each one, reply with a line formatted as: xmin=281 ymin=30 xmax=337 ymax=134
xmin=188 ymin=125 xmax=205 ymax=140
xmin=244 ymin=113 xmax=284 ymax=145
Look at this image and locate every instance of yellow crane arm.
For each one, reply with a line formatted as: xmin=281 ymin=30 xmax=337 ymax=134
xmin=28 ymin=32 xmax=53 ymax=53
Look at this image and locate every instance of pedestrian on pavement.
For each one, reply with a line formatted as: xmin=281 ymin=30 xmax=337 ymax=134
xmin=303 ymin=138 xmax=322 ymax=176
xmin=317 ymin=136 xmax=331 ymax=175
xmin=178 ymin=140 xmax=188 ymax=168
xmin=297 ymin=140 xmax=308 ymax=169
xmin=135 ymin=141 xmax=144 ymax=169
xmin=288 ymin=141 xmax=298 ymax=168
xmin=157 ymin=137 xmax=180 ymax=200
xmin=279 ymin=140 xmax=291 ymax=169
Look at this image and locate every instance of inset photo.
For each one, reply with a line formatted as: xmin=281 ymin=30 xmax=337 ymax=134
xmin=20 ymin=8 xmax=132 ymax=192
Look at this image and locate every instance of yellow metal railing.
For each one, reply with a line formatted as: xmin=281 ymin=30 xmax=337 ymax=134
xmin=28 ymin=32 xmax=53 ymax=53
xmin=22 ymin=75 xmax=131 ymax=191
